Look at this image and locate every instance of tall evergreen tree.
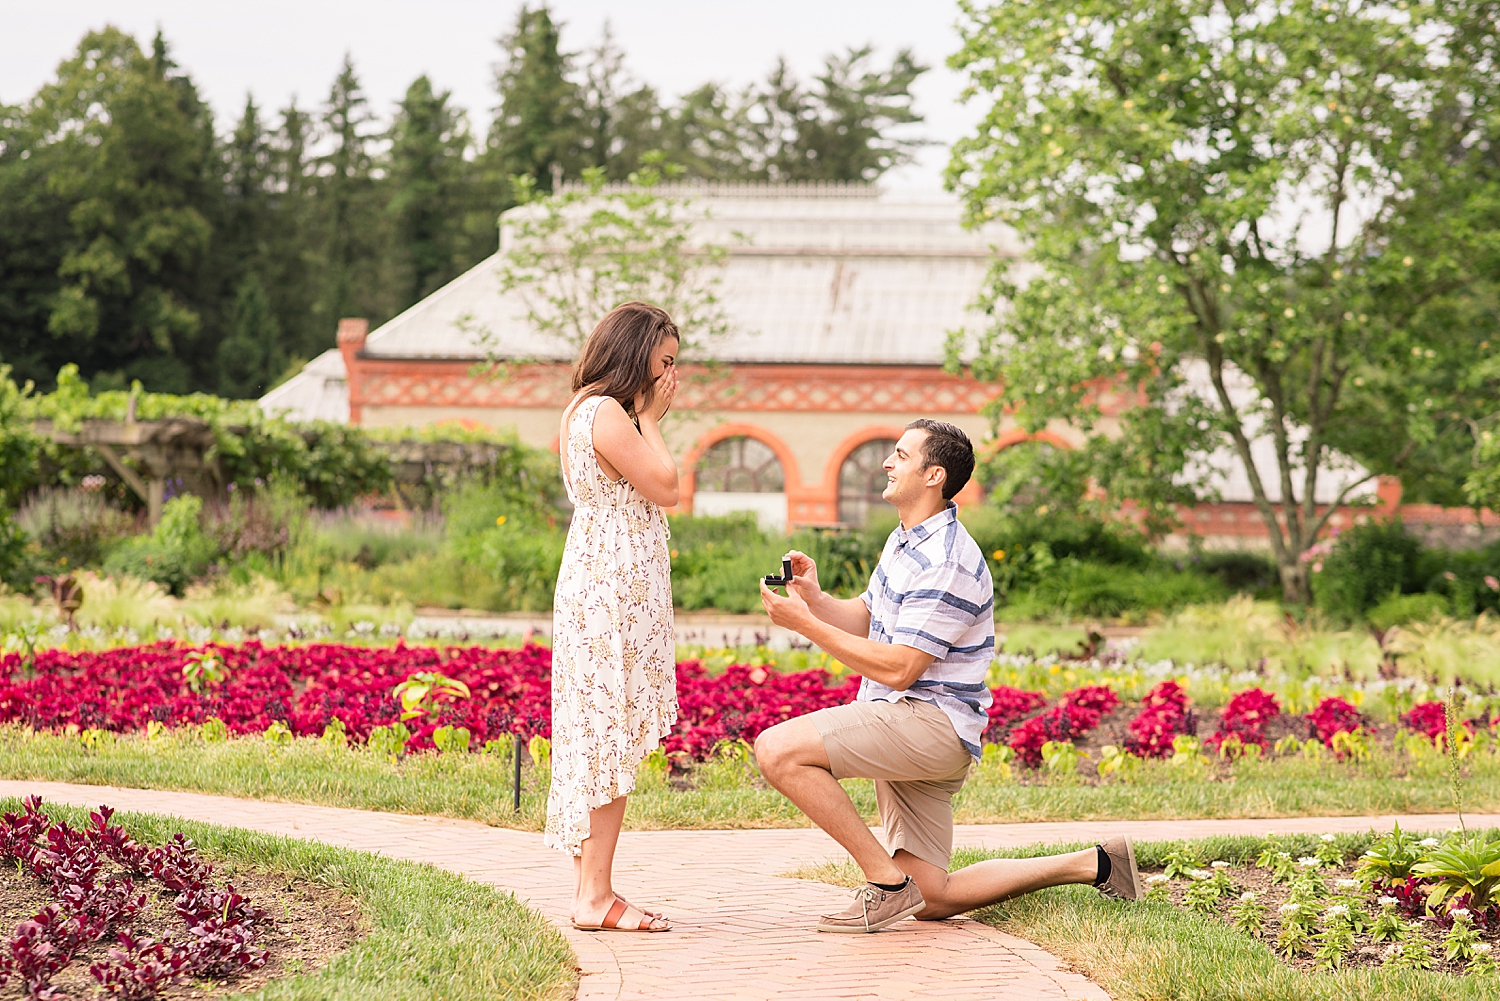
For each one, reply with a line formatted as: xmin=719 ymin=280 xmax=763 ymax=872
xmin=575 ymin=24 xmax=665 ymax=179
xmin=486 ymin=4 xmax=580 ymax=190
xmin=314 ymin=55 xmax=388 ymax=335
xmin=267 ymin=99 xmax=323 ymax=364
xmin=215 ymin=272 xmax=280 ymax=398
xmin=387 ymin=76 xmax=474 ymax=306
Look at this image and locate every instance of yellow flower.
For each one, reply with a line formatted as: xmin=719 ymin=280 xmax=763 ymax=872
xmin=495 ymin=515 xmax=507 ymax=526
xmin=992 ymin=550 xmax=1007 ymax=561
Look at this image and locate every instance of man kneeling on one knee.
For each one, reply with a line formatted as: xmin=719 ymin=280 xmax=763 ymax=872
xmin=757 ymin=419 xmax=1143 ymax=933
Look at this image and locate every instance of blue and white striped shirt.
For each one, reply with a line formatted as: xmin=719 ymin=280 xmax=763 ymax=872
xmin=858 ymin=501 xmax=995 ymax=758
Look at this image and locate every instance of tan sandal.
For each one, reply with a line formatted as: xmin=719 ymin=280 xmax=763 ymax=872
xmin=572 ymin=898 xmax=670 ymax=933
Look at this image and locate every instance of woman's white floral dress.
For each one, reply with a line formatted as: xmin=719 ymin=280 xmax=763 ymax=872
xmin=545 ymin=395 xmax=678 ymax=855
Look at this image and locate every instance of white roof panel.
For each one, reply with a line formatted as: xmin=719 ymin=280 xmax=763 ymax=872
xmin=361 ymin=186 xmax=1019 ymax=366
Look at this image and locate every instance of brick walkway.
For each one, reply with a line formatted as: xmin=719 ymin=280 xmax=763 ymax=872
xmin=0 ymin=780 xmax=1491 ymax=1001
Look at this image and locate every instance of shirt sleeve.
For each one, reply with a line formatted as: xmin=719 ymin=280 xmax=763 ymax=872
xmin=890 ymin=561 xmax=987 ymax=659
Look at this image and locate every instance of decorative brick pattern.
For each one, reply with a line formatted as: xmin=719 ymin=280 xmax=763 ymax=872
xmin=351 ymin=360 xmax=1004 ymax=417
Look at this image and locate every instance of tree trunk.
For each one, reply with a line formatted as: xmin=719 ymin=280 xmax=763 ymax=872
xmin=1279 ymin=557 xmax=1311 ymax=606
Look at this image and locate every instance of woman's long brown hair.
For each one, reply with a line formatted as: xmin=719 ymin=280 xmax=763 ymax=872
xmin=571 ymin=301 xmax=680 ymax=418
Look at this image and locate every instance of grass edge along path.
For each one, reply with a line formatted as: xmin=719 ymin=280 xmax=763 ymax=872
xmin=3 ymin=728 xmax=1499 ymax=831
xmin=5 ymin=798 xmax=575 ymax=1001
xmin=792 ymin=833 xmax=1497 ymax=1001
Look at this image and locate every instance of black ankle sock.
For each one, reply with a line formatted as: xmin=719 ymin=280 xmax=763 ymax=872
xmin=1093 ymin=845 xmax=1111 ymax=887
xmin=871 ymin=876 xmax=909 ymax=892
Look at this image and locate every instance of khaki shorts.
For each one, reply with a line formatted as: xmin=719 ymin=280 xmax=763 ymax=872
xmin=808 ymin=697 xmax=973 ymax=870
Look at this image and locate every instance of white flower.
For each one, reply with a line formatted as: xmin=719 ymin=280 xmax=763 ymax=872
xmin=1335 ymin=878 xmax=1360 ymax=889
xmin=1451 ymin=908 xmax=1472 ymax=922
xmin=1280 ymin=902 xmax=1301 ymax=915
xmin=1419 ymin=837 xmax=1441 ymax=848
xmin=1383 ymin=943 xmax=1401 ymax=958
xmin=1476 ymin=943 xmax=1494 ymax=955
xmin=1240 ymin=891 xmax=1257 ymax=902
xmin=1320 ymin=833 xmax=1336 ymax=843
xmin=1188 ymin=868 xmax=1212 ymax=881
xmin=1324 ymin=904 xmax=1349 ymax=919
xmin=1211 ymin=860 xmax=1231 ymax=869
xmin=1378 ymin=895 xmax=1399 ymax=907
xmin=1299 ymin=856 xmax=1322 ymax=868
xmin=1146 ymin=874 xmax=1170 ymax=885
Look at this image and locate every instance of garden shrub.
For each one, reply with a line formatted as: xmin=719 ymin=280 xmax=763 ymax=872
xmin=1312 ymin=520 xmax=1422 ymax=622
xmin=103 ymin=496 xmax=220 ymax=595
xmin=1368 ymin=591 xmax=1450 ymax=631
xmin=1412 ymin=540 xmax=1500 ymax=617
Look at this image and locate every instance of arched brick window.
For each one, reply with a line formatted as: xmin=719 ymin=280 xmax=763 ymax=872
xmin=696 ymin=437 xmax=785 ymax=493
xmin=693 ymin=435 xmax=787 ymax=530
xmin=838 ymin=438 xmax=897 ymax=527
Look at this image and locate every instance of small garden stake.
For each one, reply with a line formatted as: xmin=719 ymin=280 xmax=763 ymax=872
xmin=513 ymin=732 xmax=523 ymax=812
xmin=1448 ymin=690 xmax=1466 ymax=832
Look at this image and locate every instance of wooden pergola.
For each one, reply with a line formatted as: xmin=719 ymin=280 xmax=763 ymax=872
xmin=33 ymin=418 xmax=518 ymax=522
xmin=33 ymin=418 xmax=222 ymax=525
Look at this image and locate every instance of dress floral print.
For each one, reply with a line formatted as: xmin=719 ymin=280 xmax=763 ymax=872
xmin=545 ymin=395 xmax=678 ymax=855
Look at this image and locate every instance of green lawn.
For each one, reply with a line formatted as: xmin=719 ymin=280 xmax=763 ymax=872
xmin=3 ymin=727 xmax=1496 ymax=832
xmin=794 ymin=833 xmax=1499 ymax=1001
xmin=15 ymin=799 xmax=574 ymax=1001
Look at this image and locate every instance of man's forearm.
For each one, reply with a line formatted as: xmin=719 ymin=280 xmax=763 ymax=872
xmin=806 ymin=592 xmax=870 ymax=636
xmin=793 ymin=615 xmax=927 ymax=691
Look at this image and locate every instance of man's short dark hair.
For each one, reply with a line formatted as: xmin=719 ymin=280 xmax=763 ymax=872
xmin=905 ymin=419 xmax=975 ymax=500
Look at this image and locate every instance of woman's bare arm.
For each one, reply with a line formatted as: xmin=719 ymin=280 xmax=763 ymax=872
xmin=592 ymin=396 xmax=679 ymax=507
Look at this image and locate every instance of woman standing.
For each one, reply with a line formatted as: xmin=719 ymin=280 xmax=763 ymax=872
xmin=547 ymin=301 xmax=680 ymax=933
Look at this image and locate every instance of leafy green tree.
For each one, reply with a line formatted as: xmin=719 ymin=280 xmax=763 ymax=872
xmin=33 ymin=29 xmax=217 ymax=393
xmin=387 ymin=76 xmax=476 ymax=306
xmin=948 ymin=0 xmax=1500 ymax=602
xmin=0 ymin=97 xmax=72 ymax=390
xmin=490 ymin=158 xmax=729 ymax=355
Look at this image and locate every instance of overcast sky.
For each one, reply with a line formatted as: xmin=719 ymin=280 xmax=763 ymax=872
xmin=0 ymin=1 xmax=983 ymax=190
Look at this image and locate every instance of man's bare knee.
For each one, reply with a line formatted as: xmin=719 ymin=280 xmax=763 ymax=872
xmin=753 ymin=719 xmax=827 ymax=786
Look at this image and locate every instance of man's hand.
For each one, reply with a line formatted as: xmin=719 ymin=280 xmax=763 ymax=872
xmin=784 ymin=549 xmax=822 ymax=603
xmin=760 ymin=580 xmax=817 ymax=633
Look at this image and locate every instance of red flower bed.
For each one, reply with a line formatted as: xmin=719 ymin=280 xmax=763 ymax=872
xmin=1007 ymin=685 xmax=1119 ymax=768
xmin=1305 ymin=696 xmax=1366 ymax=746
xmin=1205 ymin=687 xmax=1280 ymax=751
xmin=0 ymin=797 xmax=267 ymax=999
xmin=1400 ymin=701 xmax=1448 ymax=743
xmin=982 ymin=686 xmax=1049 ymax=744
xmin=1124 ymin=680 xmax=1192 ymax=758
xmin=668 ymin=661 xmax=858 ymax=758
xmin=0 ymin=642 xmax=867 ymax=761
